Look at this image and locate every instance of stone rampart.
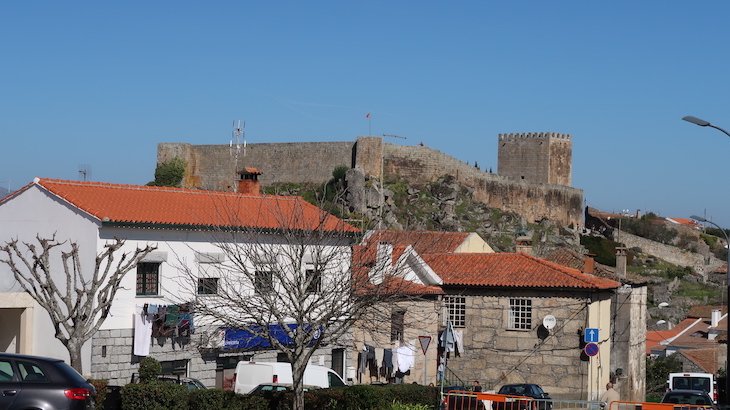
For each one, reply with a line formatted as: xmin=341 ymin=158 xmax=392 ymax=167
xmin=158 ymin=141 xmax=355 ymax=190
xmin=612 ymin=230 xmax=722 ymax=275
xmin=385 ymin=144 xmax=583 ymax=227
xmin=158 ymin=137 xmax=584 ymax=227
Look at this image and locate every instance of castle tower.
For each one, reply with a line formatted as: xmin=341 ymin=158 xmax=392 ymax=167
xmin=497 ymin=132 xmax=572 ymax=186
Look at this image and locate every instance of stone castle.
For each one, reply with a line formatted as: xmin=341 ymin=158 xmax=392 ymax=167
xmin=157 ymin=133 xmax=584 ymax=227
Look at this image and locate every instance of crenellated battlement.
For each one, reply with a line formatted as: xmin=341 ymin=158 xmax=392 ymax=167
xmin=498 ymin=132 xmax=572 ymax=141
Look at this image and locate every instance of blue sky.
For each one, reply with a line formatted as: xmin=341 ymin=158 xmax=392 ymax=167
xmin=2 ymin=1 xmax=730 ymax=226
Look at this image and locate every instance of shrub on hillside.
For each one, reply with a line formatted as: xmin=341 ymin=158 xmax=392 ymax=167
xmin=618 ymin=214 xmax=677 ymax=245
xmin=121 ymin=382 xmax=188 ymax=410
xmin=580 ymin=236 xmax=618 ymax=266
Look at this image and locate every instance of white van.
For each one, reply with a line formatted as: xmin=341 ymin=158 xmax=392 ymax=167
xmin=667 ymin=372 xmax=717 ymax=404
xmin=233 ymin=361 xmax=347 ymax=395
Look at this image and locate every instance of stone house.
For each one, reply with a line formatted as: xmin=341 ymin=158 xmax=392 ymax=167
xmin=358 ymin=230 xmax=621 ymax=401
xmin=0 ymin=177 xmax=358 ymax=387
xmin=349 ymin=240 xmax=444 ymax=385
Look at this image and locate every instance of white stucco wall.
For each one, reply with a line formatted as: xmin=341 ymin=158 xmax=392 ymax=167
xmin=0 ymin=185 xmax=99 ymax=374
xmin=586 ymin=293 xmax=613 ymax=401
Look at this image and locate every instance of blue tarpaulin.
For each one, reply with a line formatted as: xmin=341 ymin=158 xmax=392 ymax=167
xmin=223 ymin=324 xmax=322 ymax=350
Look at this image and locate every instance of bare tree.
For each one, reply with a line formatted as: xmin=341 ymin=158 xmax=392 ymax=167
xmin=171 ymin=196 xmax=436 ymax=410
xmin=0 ymin=235 xmax=156 ymax=372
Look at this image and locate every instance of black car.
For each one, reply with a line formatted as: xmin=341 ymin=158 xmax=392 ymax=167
xmin=156 ymin=375 xmax=207 ymax=391
xmin=0 ymin=353 xmax=96 ymax=410
xmin=661 ymin=389 xmax=716 ymax=409
xmin=493 ymin=384 xmax=552 ymax=410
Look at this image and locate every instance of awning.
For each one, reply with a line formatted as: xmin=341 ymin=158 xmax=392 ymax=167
xmin=223 ymin=324 xmax=322 ymax=350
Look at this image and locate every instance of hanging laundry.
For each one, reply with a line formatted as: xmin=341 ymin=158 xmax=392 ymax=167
xmin=374 ymin=348 xmax=384 ymax=369
xmin=147 ymin=304 xmax=159 ymax=315
xmin=396 ymin=344 xmax=415 ymax=373
xmin=454 ymin=329 xmax=464 ymax=356
xmin=133 ymin=310 xmax=152 ymax=356
xmin=164 ymin=305 xmax=180 ymax=326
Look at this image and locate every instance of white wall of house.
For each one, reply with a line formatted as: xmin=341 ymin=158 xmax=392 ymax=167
xmin=0 ymin=185 xmax=99 ymax=374
xmin=586 ymin=293 xmax=613 ymax=401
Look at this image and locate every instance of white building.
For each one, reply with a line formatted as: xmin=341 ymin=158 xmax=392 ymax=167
xmin=0 ymin=177 xmax=357 ymax=386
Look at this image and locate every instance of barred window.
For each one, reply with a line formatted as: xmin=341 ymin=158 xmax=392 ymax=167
xmin=136 ymin=262 xmax=160 ymax=296
xmin=197 ymin=278 xmax=219 ymax=295
xmin=305 ymin=268 xmax=322 ymax=294
xmin=391 ymin=309 xmax=405 ymax=342
xmin=254 ymin=271 xmax=274 ymax=295
xmin=509 ymin=298 xmax=532 ymax=330
xmin=444 ymin=296 xmax=466 ymax=328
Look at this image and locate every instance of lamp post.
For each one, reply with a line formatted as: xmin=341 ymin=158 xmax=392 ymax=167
xmin=691 ymin=213 xmax=729 ymax=399
xmin=684 ymin=114 xmax=730 ymax=401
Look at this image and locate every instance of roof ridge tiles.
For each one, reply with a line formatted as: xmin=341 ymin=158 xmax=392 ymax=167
xmin=36 ymin=178 xmax=299 ymax=200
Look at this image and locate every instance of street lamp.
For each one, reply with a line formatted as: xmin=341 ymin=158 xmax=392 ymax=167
xmin=684 ymin=114 xmax=730 ymax=401
xmin=691 ymin=213 xmax=729 ymax=398
xmin=683 ymin=115 xmax=730 ymax=138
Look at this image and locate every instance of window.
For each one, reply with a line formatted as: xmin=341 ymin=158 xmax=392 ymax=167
xmin=390 ymin=309 xmax=405 ymax=342
xmin=17 ymin=361 xmax=48 ymax=382
xmin=444 ymin=296 xmax=466 ymax=328
xmin=197 ymin=278 xmax=219 ymax=295
xmin=254 ymin=271 xmax=273 ymax=295
xmin=305 ymin=268 xmax=321 ymax=294
xmin=509 ymin=298 xmax=532 ymax=330
xmin=136 ymin=262 xmax=160 ymax=296
xmin=0 ymin=360 xmax=14 ymax=382
xmin=160 ymin=359 xmax=188 ymax=376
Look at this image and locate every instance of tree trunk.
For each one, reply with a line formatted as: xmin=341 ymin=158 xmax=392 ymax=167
xmin=67 ymin=341 xmax=84 ymax=374
xmin=291 ymin=356 xmax=307 ymax=410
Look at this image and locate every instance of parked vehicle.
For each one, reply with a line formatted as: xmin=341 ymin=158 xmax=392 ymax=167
xmin=156 ymin=375 xmax=207 ymax=390
xmin=250 ymin=383 xmax=321 ymax=394
xmin=661 ymin=389 xmax=716 ymax=409
xmin=492 ymin=384 xmax=552 ymax=410
xmin=0 ymin=352 xmax=96 ymax=410
xmin=667 ymin=372 xmax=718 ymax=404
xmin=233 ymin=361 xmax=346 ymax=395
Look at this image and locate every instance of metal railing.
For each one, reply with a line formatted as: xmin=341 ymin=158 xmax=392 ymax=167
xmin=443 ymin=390 xmax=603 ymax=410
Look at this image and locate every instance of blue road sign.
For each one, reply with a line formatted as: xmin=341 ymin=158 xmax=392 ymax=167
xmin=584 ymin=328 xmax=599 ymax=343
xmin=584 ymin=342 xmax=599 ymax=357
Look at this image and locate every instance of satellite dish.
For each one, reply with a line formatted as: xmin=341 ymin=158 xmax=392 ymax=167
xmin=542 ymin=315 xmax=556 ymax=330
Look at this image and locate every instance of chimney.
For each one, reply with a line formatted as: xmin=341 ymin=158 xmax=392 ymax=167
xmin=515 ymin=235 xmax=533 ymax=256
xmin=711 ymin=309 xmax=721 ymax=328
xmin=615 ymin=247 xmax=627 ymax=279
xmin=372 ymin=241 xmax=393 ymax=284
xmin=237 ymin=167 xmax=262 ymax=195
xmin=583 ymin=255 xmax=595 ymax=274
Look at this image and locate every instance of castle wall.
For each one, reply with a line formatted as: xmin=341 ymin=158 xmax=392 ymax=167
xmin=385 ymin=143 xmax=584 ymax=227
xmin=158 ymin=137 xmax=584 ymax=227
xmin=158 ymin=142 xmax=355 ymax=190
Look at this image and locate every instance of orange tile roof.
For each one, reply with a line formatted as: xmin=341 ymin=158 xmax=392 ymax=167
xmin=687 ymin=305 xmax=728 ymax=319
xmin=363 ymin=230 xmax=471 ymax=254
xmin=677 ymin=348 xmax=721 ymax=374
xmin=10 ymin=178 xmax=358 ymax=233
xmin=422 ymin=252 xmax=620 ymax=290
xmin=646 ymin=330 xmax=675 ymax=354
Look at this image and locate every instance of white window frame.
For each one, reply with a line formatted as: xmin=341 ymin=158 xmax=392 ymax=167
xmin=444 ymin=296 xmax=466 ymax=328
xmin=508 ymin=298 xmax=532 ymax=330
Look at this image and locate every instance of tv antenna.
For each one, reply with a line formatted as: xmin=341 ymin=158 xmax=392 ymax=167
xmin=229 ymin=120 xmax=246 ymax=191
xmin=78 ymin=164 xmax=92 ymax=181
